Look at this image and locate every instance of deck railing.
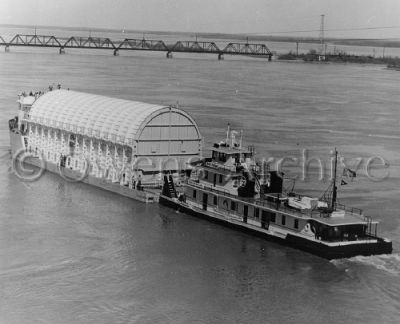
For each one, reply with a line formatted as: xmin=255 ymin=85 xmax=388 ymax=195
xmin=335 ymin=203 xmax=363 ymax=215
xmin=186 ymin=179 xmax=369 ymax=222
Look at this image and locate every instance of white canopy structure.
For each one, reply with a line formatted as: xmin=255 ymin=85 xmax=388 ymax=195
xmin=23 ymin=90 xmax=202 ymax=183
xmin=29 ymin=90 xmax=201 ymax=149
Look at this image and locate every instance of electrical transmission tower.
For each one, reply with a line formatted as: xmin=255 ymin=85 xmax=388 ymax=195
xmin=319 ymin=14 xmax=325 ymax=59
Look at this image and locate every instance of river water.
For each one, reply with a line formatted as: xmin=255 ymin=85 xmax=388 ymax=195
xmin=1 ymin=29 xmax=400 ymax=324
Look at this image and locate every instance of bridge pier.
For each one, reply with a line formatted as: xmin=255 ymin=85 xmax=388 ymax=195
xmin=166 ymin=51 xmax=173 ymax=59
xmin=4 ymin=45 xmax=9 ymax=52
xmin=113 ymin=49 xmax=119 ymax=56
xmin=218 ymin=53 xmax=224 ymax=60
xmin=268 ymin=54 xmax=272 ymax=61
xmin=59 ymin=47 xmax=65 ymax=54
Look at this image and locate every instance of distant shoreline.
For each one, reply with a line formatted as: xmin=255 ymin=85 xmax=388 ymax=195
xmin=277 ymin=51 xmax=400 ymax=68
xmin=1 ymin=23 xmax=400 ymax=49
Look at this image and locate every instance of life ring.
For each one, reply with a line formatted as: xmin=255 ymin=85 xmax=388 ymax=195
xmin=238 ymin=176 xmax=247 ymax=187
xmin=303 ymin=222 xmax=316 ymax=235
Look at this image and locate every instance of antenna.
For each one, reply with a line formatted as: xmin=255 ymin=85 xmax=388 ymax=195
xmin=226 ymin=123 xmax=230 ymax=144
xmin=319 ymin=14 xmax=325 ymax=57
xmin=331 ymin=148 xmax=338 ymax=211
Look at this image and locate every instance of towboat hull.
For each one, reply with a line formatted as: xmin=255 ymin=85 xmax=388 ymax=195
xmin=159 ymin=194 xmax=392 ymax=260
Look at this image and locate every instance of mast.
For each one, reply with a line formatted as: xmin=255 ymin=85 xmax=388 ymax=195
xmin=331 ymin=148 xmax=338 ymax=211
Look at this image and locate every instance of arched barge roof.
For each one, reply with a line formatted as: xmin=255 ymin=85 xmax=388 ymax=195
xmin=29 ymin=90 xmax=198 ymax=146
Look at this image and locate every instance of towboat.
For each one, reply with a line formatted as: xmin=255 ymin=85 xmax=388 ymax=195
xmin=160 ymin=127 xmax=392 ymax=259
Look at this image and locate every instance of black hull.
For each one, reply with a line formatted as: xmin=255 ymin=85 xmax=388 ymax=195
xmin=159 ymin=195 xmax=392 ymax=260
xmin=285 ymin=234 xmax=392 ymax=260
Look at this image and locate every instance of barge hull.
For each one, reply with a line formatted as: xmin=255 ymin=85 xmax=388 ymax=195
xmin=9 ymin=131 xmax=158 ymax=203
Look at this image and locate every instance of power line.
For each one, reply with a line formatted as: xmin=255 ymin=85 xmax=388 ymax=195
xmin=249 ymin=25 xmax=400 ymax=35
xmin=327 ymin=26 xmax=400 ymax=32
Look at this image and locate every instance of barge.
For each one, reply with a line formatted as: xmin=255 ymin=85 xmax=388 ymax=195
xmin=9 ymin=89 xmax=202 ymax=202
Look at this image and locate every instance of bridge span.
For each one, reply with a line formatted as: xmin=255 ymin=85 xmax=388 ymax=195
xmin=0 ymin=34 xmax=273 ymax=60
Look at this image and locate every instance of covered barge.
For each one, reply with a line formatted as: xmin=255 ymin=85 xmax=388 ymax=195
xmin=9 ymin=89 xmax=202 ymax=202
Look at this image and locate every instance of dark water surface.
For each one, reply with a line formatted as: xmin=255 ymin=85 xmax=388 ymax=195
xmin=1 ymin=46 xmax=400 ymax=324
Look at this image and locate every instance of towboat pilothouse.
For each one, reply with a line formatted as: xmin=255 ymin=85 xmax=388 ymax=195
xmin=159 ymin=127 xmax=392 ymax=259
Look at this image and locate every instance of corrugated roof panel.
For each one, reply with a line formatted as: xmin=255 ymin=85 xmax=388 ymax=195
xmin=29 ymin=90 xmax=168 ymax=145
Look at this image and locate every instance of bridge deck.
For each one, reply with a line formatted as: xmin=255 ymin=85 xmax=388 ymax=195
xmin=0 ymin=34 xmax=273 ymax=57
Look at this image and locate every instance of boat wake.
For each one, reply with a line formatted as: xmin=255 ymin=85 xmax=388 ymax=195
xmin=368 ymin=133 xmax=400 ymax=139
xmin=332 ymin=253 xmax=400 ymax=276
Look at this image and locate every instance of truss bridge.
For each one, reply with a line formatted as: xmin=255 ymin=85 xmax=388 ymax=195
xmin=0 ymin=34 xmax=273 ymax=60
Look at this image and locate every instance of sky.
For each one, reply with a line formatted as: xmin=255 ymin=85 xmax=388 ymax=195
xmin=1 ymin=0 xmax=400 ymax=39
